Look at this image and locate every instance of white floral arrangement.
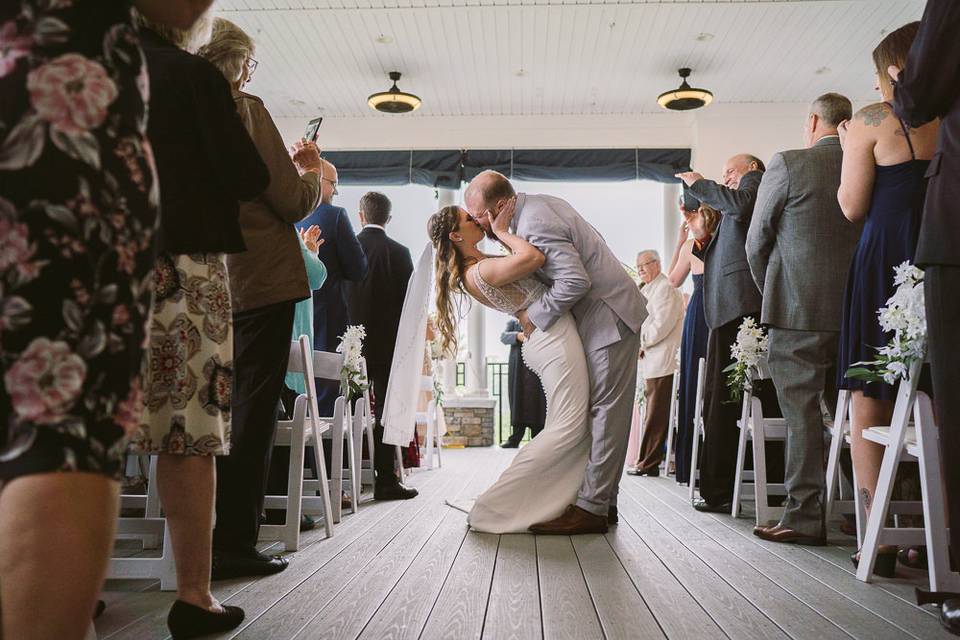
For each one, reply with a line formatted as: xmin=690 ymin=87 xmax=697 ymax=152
xmin=337 ymin=325 xmax=369 ymax=401
xmin=847 ymin=262 xmax=926 ymax=385
xmin=635 ymin=377 xmax=646 ymax=408
xmin=723 ymin=317 xmax=768 ymax=404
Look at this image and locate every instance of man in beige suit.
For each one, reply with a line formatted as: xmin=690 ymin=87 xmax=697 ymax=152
xmin=629 ymin=250 xmax=684 ymax=477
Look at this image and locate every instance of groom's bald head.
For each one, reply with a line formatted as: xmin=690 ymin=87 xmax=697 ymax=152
xmin=464 ymin=170 xmax=515 ymax=216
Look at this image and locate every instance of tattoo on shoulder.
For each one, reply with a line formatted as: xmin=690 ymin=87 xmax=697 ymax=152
xmin=856 ymin=103 xmax=890 ymax=127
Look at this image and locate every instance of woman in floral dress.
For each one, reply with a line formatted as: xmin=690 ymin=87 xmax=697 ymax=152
xmin=0 ymin=1 xmax=210 ymax=638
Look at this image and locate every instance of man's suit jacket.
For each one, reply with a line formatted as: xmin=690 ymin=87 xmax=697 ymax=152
xmin=689 ymin=170 xmax=764 ymax=330
xmin=513 ymin=193 xmax=647 ymax=353
xmin=746 ymin=137 xmax=862 ymax=331
xmin=639 ymin=273 xmax=684 ymax=379
xmin=346 ymin=227 xmax=414 ymax=377
xmin=295 ymin=203 xmax=368 ymax=352
xmin=892 ymin=0 xmax=960 ymax=268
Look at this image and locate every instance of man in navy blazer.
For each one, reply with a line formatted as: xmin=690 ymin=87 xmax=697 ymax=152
xmin=295 ymin=159 xmax=368 ymax=415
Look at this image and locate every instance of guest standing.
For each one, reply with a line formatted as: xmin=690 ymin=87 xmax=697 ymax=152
xmin=891 ymin=1 xmax=960 ymax=625
xmin=666 ymin=205 xmax=719 ymax=485
xmin=676 ymin=155 xmax=767 ymax=512
xmin=295 ymin=160 xmax=368 ymax=415
xmin=748 ymin=93 xmax=861 ymax=547
xmin=0 ymin=2 xmax=211 ymax=638
xmin=346 ymin=192 xmax=418 ymax=500
xmin=284 ymin=225 xmax=327 ymax=396
xmin=500 ymin=319 xmax=547 ymax=448
xmin=131 ymin=13 xmax=270 ymax=634
xmin=199 ymin=18 xmax=322 ymax=579
xmin=836 ymin=21 xmax=939 ymax=572
xmin=628 ymin=250 xmax=683 ymax=476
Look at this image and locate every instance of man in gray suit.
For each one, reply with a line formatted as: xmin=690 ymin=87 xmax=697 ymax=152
xmin=465 ymin=171 xmax=647 ymax=534
xmin=747 ymin=93 xmax=861 ymax=545
xmin=677 ymin=154 xmax=767 ymax=512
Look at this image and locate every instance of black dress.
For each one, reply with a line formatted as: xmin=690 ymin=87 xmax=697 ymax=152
xmin=0 ymin=1 xmax=158 ymax=481
xmin=838 ymin=111 xmax=929 ymax=400
xmin=502 ymin=319 xmax=547 ymax=437
xmin=675 ymin=273 xmax=708 ymax=484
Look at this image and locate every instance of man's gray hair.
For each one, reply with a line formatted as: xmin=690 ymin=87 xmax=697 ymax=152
xmin=811 ymin=92 xmax=853 ymax=128
xmin=638 ymin=249 xmax=661 ymax=263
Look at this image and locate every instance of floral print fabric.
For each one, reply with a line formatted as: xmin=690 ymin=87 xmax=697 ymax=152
xmin=129 ymin=253 xmax=232 ymax=456
xmin=0 ymin=1 xmax=158 ymax=480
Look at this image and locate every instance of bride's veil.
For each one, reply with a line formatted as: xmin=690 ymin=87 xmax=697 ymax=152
xmin=381 ymin=241 xmax=433 ymax=447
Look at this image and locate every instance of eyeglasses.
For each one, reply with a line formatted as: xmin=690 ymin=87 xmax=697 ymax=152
xmin=245 ymin=57 xmax=258 ymax=78
xmin=637 ymin=260 xmax=659 ymax=269
xmin=321 ymin=176 xmax=338 ymax=195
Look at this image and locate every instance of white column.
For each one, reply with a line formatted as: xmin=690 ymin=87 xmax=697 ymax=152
xmin=465 ymin=301 xmax=488 ymax=396
xmin=662 ymin=182 xmax=681 ymax=267
xmin=435 ymin=188 xmax=460 ymax=395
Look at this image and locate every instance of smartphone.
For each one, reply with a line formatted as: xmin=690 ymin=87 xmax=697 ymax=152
xmin=304 ymin=117 xmax=323 ymax=143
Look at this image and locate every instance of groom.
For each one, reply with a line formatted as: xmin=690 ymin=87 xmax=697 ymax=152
xmin=465 ymin=171 xmax=647 ymax=534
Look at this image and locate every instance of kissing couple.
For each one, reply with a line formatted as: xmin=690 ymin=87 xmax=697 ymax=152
xmin=429 ymin=171 xmax=648 ymax=534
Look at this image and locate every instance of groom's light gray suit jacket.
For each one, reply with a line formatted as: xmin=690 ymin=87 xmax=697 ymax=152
xmin=512 ymin=193 xmax=648 ymax=352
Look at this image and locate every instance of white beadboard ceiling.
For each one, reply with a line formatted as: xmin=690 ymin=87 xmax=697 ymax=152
xmin=216 ymin=0 xmax=925 ymax=119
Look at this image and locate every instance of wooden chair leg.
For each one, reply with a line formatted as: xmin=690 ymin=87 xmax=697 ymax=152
xmin=689 ymin=417 xmax=701 ymax=501
xmin=311 ymin=423 xmax=335 ymax=539
xmin=731 ymin=400 xmax=751 ymax=517
xmin=825 ymin=390 xmax=849 ymax=520
xmin=145 ymin=455 xmax=161 ymax=518
xmin=751 ymin=398 xmax=777 ymax=526
xmin=283 ymin=421 xmax=305 ymax=552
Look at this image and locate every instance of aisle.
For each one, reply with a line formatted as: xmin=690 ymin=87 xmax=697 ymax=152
xmin=97 ymin=447 xmax=951 ymax=640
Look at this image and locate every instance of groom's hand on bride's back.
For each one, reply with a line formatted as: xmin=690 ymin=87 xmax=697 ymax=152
xmin=517 ymin=309 xmax=536 ymax=337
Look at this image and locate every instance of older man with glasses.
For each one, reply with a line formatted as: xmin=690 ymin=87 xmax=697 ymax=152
xmin=628 ymin=250 xmax=684 ymax=477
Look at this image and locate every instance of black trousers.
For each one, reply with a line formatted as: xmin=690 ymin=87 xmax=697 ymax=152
xmin=369 ymin=365 xmax=399 ymax=480
xmin=506 ymin=422 xmax=544 ymax=444
xmin=214 ymin=300 xmax=296 ymax=551
xmin=699 ymin=315 xmax=783 ymax=506
xmin=925 ymin=266 xmax=960 ymax=560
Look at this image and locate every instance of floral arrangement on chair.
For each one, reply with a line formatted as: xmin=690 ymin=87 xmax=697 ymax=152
xmin=723 ymin=317 xmax=769 ymax=404
xmin=337 ymin=325 xmax=368 ymax=401
xmin=847 ymin=262 xmax=926 ymax=385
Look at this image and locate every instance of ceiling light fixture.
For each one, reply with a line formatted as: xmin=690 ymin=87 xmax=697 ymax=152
xmin=367 ymin=71 xmax=421 ymax=114
xmin=657 ymin=68 xmax=713 ymax=111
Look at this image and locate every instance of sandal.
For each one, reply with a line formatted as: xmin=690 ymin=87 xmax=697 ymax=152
xmin=898 ymin=546 xmax=928 ymax=570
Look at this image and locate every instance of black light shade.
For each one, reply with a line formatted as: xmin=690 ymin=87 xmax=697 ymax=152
xmin=657 ymin=68 xmax=714 ymax=111
xmin=368 ymin=71 xmax=422 ymax=114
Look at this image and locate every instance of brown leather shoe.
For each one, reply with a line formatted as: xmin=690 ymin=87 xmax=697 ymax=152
xmin=529 ymin=505 xmax=608 ymax=535
xmin=753 ymin=524 xmax=825 ymax=546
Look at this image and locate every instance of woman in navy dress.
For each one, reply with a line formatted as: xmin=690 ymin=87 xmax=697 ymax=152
xmin=837 ymin=21 xmax=939 ymax=575
xmin=666 ymin=204 xmax=718 ymax=485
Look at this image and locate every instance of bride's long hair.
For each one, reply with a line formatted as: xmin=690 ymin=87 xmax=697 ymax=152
xmin=428 ymin=206 xmax=468 ymax=358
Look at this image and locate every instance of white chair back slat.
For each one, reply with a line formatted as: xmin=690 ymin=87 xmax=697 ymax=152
xmin=312 ymin=350 xmax=344 ymax=382
xmin=662 ymin=360 xmax=681 ymax=475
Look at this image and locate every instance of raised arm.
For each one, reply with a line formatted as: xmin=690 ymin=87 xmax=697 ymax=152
xmin=837 ymin=107 xmax=879 ymax=223
xmin=892 ymin=0 xmax=960 ymax=126
xmin=668 ymin=239 xmax=694 ymax=288
xmin=746 ymin=152 xmax=789 ymax=292
xmin=688 ymin=171 xmax=762 ymax=223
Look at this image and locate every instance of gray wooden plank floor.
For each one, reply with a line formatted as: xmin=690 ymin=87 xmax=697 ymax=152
xmin=96 ymin=447 xmax=952 ymax=640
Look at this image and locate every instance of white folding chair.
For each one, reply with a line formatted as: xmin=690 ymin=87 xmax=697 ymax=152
xmin=688 ymin=358 xmax=707 ymax=500
xmin=311 ymin=349 xmax=358 ymax=523
xmin=731 ymin=361 xmax=787 ymax=524
xmin=856 ymin=360 xmax=960 ymax=591
xmin=261 ymin=336 xmax=335 ymax=550
xmin=353 ymin=359 xmax=377 ymax=493
xmin=661 ymin=365 xmax=681 ymax=475
xmin=416 ymin=375 xmax=443 ymax=469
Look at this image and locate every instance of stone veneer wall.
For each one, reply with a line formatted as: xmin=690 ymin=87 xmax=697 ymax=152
xmin=442 ymin=402 xmax=495 ymax=447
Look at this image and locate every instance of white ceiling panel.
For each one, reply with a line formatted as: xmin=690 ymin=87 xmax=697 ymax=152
xmin=214 ymin=0 xmax=925 ymax=118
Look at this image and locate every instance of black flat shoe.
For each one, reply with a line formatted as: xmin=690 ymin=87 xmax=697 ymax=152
xmin=850 ymin=549 xmax=897 ymax=578
xmin=211 ymin=548 xmax=289 ymax=581
xmin=93 ymin=600 xmax=106 ymax=619
xmin=374 ymin=481 xmax=419 ymax=501
xmin=167 ymin=600 xmax=245 ymax=639
xmin=692 ymin=498 xmax=733 ymax=514
xmin=500 ymin=440 xmax=520 ymax=449
xmin=942 ymin=599 xmax=960 ymax=636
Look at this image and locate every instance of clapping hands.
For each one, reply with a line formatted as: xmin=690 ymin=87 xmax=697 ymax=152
xmin=299 ymin=224 xmax=324 ymax=253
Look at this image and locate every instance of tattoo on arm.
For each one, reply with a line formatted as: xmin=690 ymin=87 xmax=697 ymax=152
xmin=860 ymin=488 xmax=873 ymax=511
xmin=856 ymin=104 xmax=890 ymax=127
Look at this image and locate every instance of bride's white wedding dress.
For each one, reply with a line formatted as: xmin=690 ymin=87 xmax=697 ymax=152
xmin=450 ymin=264 xmax=591 ymax=534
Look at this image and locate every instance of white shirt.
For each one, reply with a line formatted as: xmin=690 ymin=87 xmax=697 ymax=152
xmin=363 ymin=224 xmax=386 ymax=232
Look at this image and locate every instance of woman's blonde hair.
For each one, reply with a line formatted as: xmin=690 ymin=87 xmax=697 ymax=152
xmin=872 ymin=22 xmax=919 ymax=98
xmin=197 ymin=18 xmax=255 ymax=84
xmin=698 ymin=203 xmax=720 ymax=237
xmin=427 ymin=206 xmax=468 ymax=357
xmin=135 ymin=9 xmax=214 ymax=54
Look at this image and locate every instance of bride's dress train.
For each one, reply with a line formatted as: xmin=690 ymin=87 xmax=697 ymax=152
xmin=450 ymin=267 xmax=591 ymax=534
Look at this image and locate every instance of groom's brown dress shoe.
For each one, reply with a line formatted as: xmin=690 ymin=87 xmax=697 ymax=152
xmin=753 ymin=524 xmax=826 ymax=546
xmin=529 ymin=505 xmax=608 ymax=535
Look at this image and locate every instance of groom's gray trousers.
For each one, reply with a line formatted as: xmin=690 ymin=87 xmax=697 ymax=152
xmin=576 ymin=319 xmax=641 ymax=516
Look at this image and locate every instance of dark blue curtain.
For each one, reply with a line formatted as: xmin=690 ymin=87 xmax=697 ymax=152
xmin=323 ymin=148 xmax=690 ymax=186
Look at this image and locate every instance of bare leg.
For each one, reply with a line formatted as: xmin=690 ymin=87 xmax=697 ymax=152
xmin=156 ymin=454 xmax=221 ymax=611
xmin=849 ymin=391 xmax=896 ymax=553
xmin=0 ymin=473 xmax=119 ymax=640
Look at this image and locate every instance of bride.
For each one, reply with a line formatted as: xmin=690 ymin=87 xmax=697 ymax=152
xmin=428 ymin=201 xmax=592 ymax=534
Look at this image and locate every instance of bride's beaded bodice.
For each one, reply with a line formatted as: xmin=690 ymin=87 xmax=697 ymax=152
xmin=470 ymin=262 xmax=547 ymax=315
